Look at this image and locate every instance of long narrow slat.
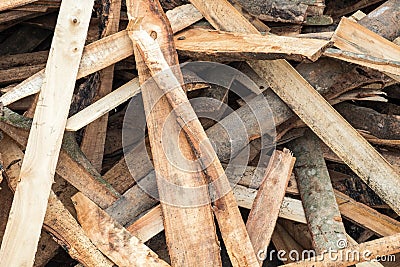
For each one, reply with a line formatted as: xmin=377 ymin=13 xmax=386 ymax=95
xmin=0 ymin=1 xmax=94 ymax=265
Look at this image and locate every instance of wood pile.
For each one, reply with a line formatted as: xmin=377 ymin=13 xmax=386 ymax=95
xmin=0 ymin=0 xmax=400 ymax=266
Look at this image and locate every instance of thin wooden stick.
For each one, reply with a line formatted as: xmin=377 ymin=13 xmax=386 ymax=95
xmin=72 ymin=192 xmax=170 ymax=267
xmin=0 ymin=1 xmax=94 ymax=265
xmin=246 ymin=149 xmax=296 ymax=265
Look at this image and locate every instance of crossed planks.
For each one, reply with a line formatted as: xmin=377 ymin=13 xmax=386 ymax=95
xmin=185 ymin=0 xmax=400 ymax=215
xmin=0 ymin=0 xmax=94 ymax=265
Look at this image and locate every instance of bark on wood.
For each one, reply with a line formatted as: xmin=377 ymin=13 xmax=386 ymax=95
xmin=324 ymin=48 xmax=400 ymax=78
xmin=250 ymin=59 xmax=400 ymax=215
xmin=80 ymin=0 xmax=122 ymax=172
xmin=233 ymin=0 xmax=310 ymax=24
xmin=281 ymin=233 xmax=400 ymax=267
xmin=0 ymin=134 xmax=114 ymax=267
xmin=174 ymin=28 xmax=331 ymax=62
xmin=289 ymin=130 xmax=347 ymax=253
xmin=131 ymin=27 xmax=259 ymax=267
xmin=336 ymin=102 xmax=400 ymax=141
xmin=358 ymin=0 xmax=400 ymax=41
xmin=246 ymin=149 xmax=296 ymax=265
xmin=332 ymin=17 xmax=400 ymax=81
xmin=72 ymin=192 xmax=170 ymax=267
xmin=127 ymin=1 xmax=223 ymax=266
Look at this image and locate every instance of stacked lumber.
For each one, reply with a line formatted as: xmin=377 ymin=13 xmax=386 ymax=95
xmin=0 ymin=0 xmax=400 ymax=266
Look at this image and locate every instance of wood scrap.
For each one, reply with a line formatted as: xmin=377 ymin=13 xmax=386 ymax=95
xmin=127 ymin=1 xmax=223 ymax=266
xmin=0 ymin=0 xmax=40 ymax=12
xmin=174 ymin=28 xmax=331 ymax=61
xmin=1 ymin=0 xmax=400 ymax=265
xmin=72 ymin=192 xmax=170 ymax=267
xmin=246 ymin=149 xmax=295 ymax=264
xmin=0 ymin=1 xmax=94 ymax=265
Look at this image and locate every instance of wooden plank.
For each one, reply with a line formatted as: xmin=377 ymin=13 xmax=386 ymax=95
xmin=0 ymin=3 xmax=202 ymax=107
xmin=0 ymin=0 xmax=39 ymax=12
xmin=271 ymin=223 xmax=305 ymax=264
xmin=246 ymin=149 xmax=296 ymax=265
xmin=0 ymin=1 xmax=94 ymax=265
xmin=72 ymin=192 xmax=170 ymax=267
xmin=127 ymin=0 xmax=222 ymax=266
xmin=250 ymin=58 xmax=400 ymax=215
xmin=324 ymin=48 xmax=400 ymax=77
xmin=280 ymin=233 xmax=400 ymax=267
xmin=66 ymin=78 xmax=140 ymax=131
xmin=131 ymin=28 xmax=258 ymax=267
xmin=289 ymin=130 xmax=347 ymax=253
xmin=80 ymin=0 xmax=122 ymax=171
xmin=174 ymin=28 xmax=331 ymax=61
xmin=0 ymin=108 xmax=120 ymax=208
xmin=0 ymin=134 xmax=113 ymax=266
xmin=165 ymin=4 xmax=203 ymax=33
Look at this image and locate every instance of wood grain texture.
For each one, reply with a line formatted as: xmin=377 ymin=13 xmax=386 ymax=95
xmin=174 ymin=28 xmax=331 ymax=61
xmin=0 ymin=1 xmax=94 ymax=265
xmin=246 ymin=149 xmax=295 ymax=264
xmin=250 ymin=59 xmax=400 ymax=216
xmin=0 ymin=0 xmax=39 ymax=12
xmin=131 ymin=28 xmax=258 ymax=267
xmin=127 ymin=0 xmax=222 ymax=266
xmin=0 ymin=3 xmax=202 ymax=107
xmin=80 ymin=0 xmax=122 ymax=171
xmin=0 ymin=134 xmax=113 ymax=267
xmin=73 ymin=192 xmax=170 ymax=267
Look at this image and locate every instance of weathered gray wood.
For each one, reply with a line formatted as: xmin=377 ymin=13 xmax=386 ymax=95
xmin=289 ymin=130 xmax=347 ymax=253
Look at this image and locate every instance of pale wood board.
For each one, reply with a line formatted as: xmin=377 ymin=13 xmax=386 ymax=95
xmin=0 ymin=1 xmax=94 ymax=265
xmin=174 ymin=28 xmax=331 ymax=61
xmin=66 ymin=78 xmax=140 ymax=131
xmin=0 ymin=0 xmax=38 ymax=12
xmin=73 ymin=192 xmax=170 ymax=267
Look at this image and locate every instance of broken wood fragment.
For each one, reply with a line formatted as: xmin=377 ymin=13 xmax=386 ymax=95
xmin=0 ymin=1 xmax=40 ymax=13
xmin=246 ymin=149 xmax=296 ymax=264
xmin=72 ymin=192 xmax=170 ymax=267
